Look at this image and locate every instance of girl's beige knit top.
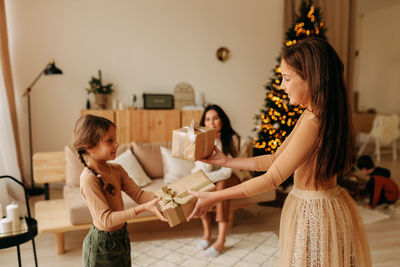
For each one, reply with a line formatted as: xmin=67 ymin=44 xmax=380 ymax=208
xmin=80 ymin=164 xmax=153 ymax=231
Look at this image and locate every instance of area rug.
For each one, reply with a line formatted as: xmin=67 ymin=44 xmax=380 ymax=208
xmin=357 ymin=205 xmax=390 ymax=225
xmin=131 ymin=231 xmax=279 ymax=266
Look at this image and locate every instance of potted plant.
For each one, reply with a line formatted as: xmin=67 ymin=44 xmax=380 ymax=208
xmin=86 ymin=70 xmax=114 ymax=109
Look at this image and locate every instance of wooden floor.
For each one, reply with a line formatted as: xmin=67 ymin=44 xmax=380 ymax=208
xmin=1 ymin=153 xmax=399 ymax=267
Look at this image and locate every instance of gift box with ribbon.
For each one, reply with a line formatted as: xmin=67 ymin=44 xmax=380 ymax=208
xmin=171 ymin=120 xmax=217 ymax=161
xmin=155 ymin=170 xmax=215 ymax=227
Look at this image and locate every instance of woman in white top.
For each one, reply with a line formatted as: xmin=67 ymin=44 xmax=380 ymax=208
xmin=191 ymin=104 xmax=240 ymax=257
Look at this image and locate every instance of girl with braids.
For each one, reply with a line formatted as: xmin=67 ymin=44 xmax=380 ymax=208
xmin=188 ymin=38 xmax=372 ymax=266
xmin=73 ymin=114 xmax=166 ymax=267
xmin=191 ymin=104 xmax=241 ymax=257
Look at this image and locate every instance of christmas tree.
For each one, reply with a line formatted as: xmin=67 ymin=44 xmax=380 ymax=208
xmin=253 ymin=0 xmax=326 ymax=156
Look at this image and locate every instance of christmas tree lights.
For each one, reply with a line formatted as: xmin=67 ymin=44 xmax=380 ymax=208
xmin=253 ymin=0 xmax=326 ymax=156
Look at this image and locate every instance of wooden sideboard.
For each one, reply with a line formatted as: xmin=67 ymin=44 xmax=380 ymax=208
xmin=80 ymin=109 xmax=203 ymax=143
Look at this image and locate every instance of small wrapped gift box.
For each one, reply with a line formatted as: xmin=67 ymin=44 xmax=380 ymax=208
xmin=171 ymin=121 xmax=217 ymax=162
xmin=155 ymin=170 xmax=215 ymax=227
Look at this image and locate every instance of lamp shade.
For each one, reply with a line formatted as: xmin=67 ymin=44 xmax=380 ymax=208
xmin=44 ymin=60 xmax=62 ymax=75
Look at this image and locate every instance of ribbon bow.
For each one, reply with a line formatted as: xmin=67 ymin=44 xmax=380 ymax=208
xmin=184 ymin=120 xmax=197 ymax=144
xmin=158 ymin=187 xmax=192 ymax=209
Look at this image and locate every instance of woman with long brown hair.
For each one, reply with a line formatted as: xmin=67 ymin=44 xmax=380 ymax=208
xmin=187 ymin=38 xmax=371 ymax=266
xmin=192 ymin=104 xmax=241 ymax=257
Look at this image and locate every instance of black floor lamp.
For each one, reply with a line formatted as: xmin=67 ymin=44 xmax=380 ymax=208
xmin=23 ymin=59 xmax=63 ymax=196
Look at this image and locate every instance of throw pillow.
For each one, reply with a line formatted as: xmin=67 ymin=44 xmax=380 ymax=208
xmin=132 ymin=141 xmax=171 ymax=178
xmin=160 ymin=146 xmax=194 ymax=184
xmin=65 ymin=146 xmax=84 ymax=187
xmin=109 ymin=149 xmax=152 ymax=187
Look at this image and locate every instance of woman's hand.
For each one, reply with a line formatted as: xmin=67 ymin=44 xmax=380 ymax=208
xmin=186 ymin=190 xmax=218 ymax=221
xmin=142 ymin=198 xmax=168 ymax=222
xmin=200 ymin=146 xmax=228 ymax=166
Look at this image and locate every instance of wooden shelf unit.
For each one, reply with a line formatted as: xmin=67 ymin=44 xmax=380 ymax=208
xmin=80 ymin=109 xmax=203 ymax=144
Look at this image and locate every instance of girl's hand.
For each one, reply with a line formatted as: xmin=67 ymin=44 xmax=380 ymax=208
xmin=143 ymin=198 xmax=168 ymax=222
xmin=186 ymin=190 xmax=218 ymax=221
xmin=200 ymin=146 xmax=228 ymax=166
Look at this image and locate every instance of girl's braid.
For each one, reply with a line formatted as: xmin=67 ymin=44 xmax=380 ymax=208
xmin=78 ymin=149 xmax=116 ymax=195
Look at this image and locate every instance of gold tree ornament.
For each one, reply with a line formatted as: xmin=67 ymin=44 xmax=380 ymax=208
xmin=216 ymin=47 xmax=231 ymax=62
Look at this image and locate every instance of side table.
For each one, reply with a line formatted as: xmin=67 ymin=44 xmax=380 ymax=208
xmin=33 ymin=151 xmax=66 ymax=200
xmin=0 ymin=176 xmax=38 ymax=267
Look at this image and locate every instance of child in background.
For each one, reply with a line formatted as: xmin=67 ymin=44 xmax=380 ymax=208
xmin=73 ymin=115 xmax=166 ymax=267
xmin=357 ymin=155 xmax=399 ymax=208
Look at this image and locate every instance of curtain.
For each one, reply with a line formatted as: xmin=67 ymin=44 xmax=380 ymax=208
xmin=0 ymin=61 xmax=25 ymax=215
xmin=0 ymin=0 xmax=25 ymax=216
xmin=283 ymin=0 xmax=305 ymax=36
xmin=284 ymin=0 xmax=357 ymax=105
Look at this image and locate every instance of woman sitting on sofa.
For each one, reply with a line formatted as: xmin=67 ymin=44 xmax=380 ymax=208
xmin=191 ymin=104 xmax=240 ymax=257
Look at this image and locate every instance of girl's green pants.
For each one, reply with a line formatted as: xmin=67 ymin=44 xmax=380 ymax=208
xmin=82 ymin=224 xmax=131 ymax=267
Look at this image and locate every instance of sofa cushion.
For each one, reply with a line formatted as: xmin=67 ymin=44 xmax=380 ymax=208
xmin=140 ymin=177 xmax=165 ymax=192
xmin=132 ymin=141 xmax=171 ymax=179
xmin=160 ymin=146 xmax=194 ymax=184
xmin=108 ymin=149 xmax=152 ymax=187
xmin=232 ymin=138 xmax=254 ymax=182
xmin=63 ymin=185 xmax=91 ymax=224
xmin=63 ymin=178 xmax=167 ymax=225
xmin=65 ymin=144 xmax=131 ymax=187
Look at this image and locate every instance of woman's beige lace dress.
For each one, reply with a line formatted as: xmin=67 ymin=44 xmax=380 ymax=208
xmin=240 ymin=110 xmax=371 ymax=267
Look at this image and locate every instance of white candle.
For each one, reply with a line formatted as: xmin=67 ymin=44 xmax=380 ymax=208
xmin=6 ymin=203 xmax=19 ymax=221
xmin=118 ymin=101 xmax=124 ymax=110
xmin=6 ymin=202 xmax=21 ymax=232
xmin=0 ymin=217 xmax=12 ymax=235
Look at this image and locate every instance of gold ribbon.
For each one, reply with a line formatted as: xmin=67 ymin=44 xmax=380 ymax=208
xmin=158 ymin=180 xmax=213 ymax=210
xmin=158 ymin=187 xmax=192 ymax=209
xmin=158 ymin=179 xmax=214 ymax=226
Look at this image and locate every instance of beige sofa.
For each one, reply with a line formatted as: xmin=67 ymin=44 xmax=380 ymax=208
xmin=33 ymin=140 xmax=275 ymax=255
xmin=63 ymin=140 xmax=276 ymax=226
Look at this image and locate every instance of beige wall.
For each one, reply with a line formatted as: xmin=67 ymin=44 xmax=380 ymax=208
xmin=354 ymin=2 xmax=400 ymax=114
xmin=5 ymin=0 xmax=284 ymax=180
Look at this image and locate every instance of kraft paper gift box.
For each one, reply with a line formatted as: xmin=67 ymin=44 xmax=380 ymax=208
xmin=171 ymin=121 xmax=217 ymax=162
xmin=155 ymin=170 xmax=215 ymax=227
